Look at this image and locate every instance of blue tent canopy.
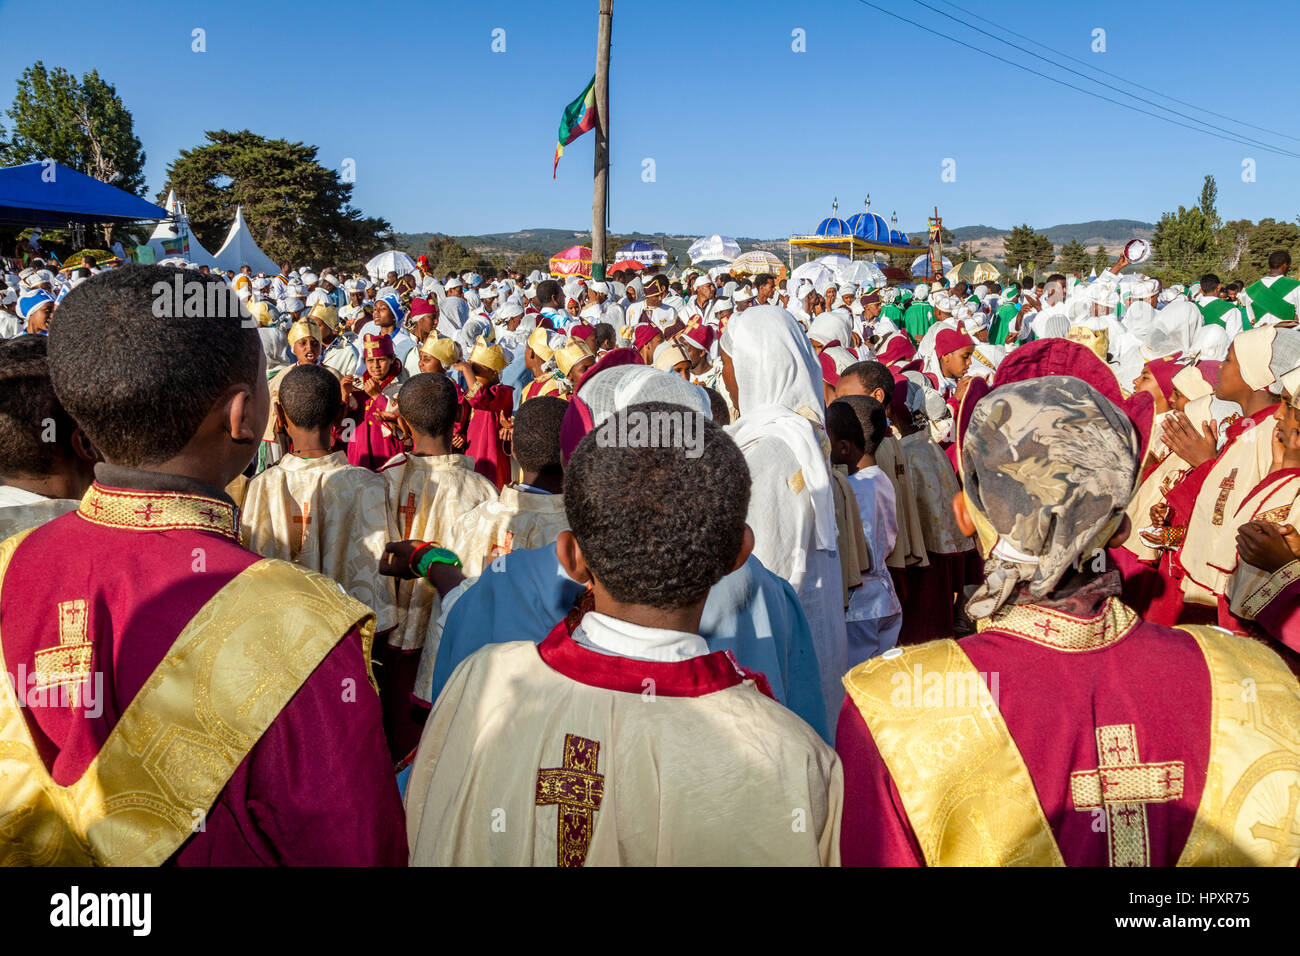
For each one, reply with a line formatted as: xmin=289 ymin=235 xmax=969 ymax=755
xmin=0 ymin=161 xmax=167 ymax=227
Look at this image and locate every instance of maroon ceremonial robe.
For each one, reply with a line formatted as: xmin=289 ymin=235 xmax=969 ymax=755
xmin=839 ymin=585 xmax=1223 ymax=866
xmin=345 ymin=372 xmax=405 ymax=471
xmin=0 ymin=465 xmax=407 ymax=865
xmin=465 ymin=382 xmax=514 ymax=489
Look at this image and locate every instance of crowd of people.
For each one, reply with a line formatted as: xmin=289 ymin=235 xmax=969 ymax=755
xmin=0 ymin=241 xmax=1298 ymax=867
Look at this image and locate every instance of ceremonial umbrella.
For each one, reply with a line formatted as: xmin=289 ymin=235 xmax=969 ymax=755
xmin=944 ymin=260 xmax=1001 ymax=285
xmin=813 ymin=253 xmax=853 ymax=272
xmin=550 ymin=245 xmax=593 ymax=278
xmin=610 ymin=258 xmax=646 ymax=272
xmin=613 ymin=239 xmax=669 ymax=266
xmin=911 ymin=253 xmax=953 ymax=278
xmin=688 ymin=234 xmax=741 ymax=265
xmin=835 ymin=259 xmax=887 ymax=289
xmin=59 ymin=249 xmax=120 ymax=272
xmin=879 ymin=265 xmax=908 ymax=282
xmin=366 ymin=250 xmax=418 ymax=279
xmin=789 ymin=261 xmax=833 ymax=290
xmin=730 ymin=250 xmax=786 ymax=276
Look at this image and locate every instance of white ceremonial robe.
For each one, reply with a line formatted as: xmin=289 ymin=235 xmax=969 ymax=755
xmin=405 ymin=613 xmax=842 ymax=866
xmin=844 ymin=466 xmax=902 ymax=664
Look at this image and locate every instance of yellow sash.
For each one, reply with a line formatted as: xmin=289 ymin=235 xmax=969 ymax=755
xmin=0 ymin=530 xmax=376 ymax=866
xmin=1176 ymin=625 xmax=1300 ymax=867
xmin=842 ymin=640 xmax=1064 ymax=866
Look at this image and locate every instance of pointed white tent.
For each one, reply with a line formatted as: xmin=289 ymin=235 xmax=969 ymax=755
xmin=213 ymin=206 xmax=280 ymax=275
xmin=145 ymin=190 xmax=219 ymax=267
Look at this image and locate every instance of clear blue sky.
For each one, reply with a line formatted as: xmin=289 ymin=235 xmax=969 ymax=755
xmin=1 ymin=0 xmax=1296 ymax=238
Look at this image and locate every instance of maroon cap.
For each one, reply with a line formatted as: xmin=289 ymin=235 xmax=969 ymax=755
xmin=1145 ymin=356 xmax=1181 ymax=401
xmin=878 ymin=334 xmax=917 ymax=367
xmin=568 ymin=323 xmax=595 ymax=344
xmin=632 ymin=324 xmax=662 ymax=351
xmin=819 ymin=351 xmax=841 ymax=386
xmin=934 ymin=328 xmax=974 ymax=358
xmin=408 ymin=297 xmax=435 ymax=318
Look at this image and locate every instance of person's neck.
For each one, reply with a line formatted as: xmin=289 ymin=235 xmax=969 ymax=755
xmin=1241 ymin=390 xmax=1277 ymax=418
xmin=854 ymin=449 xmax=877 ymax=473
xmin=520 ymin=468 xmax=564 ymax=494
xmin=0 ymin=468 xmax=88 ymax=501
xmin=410 ymin=434 xmax=453 ymax=456
xmin=691 ymin=356 xmax=711 ymax=373
xmin=592 ymin=586 xmax=706 ymax=635
xmin=288 ymin=428 xmax=335 ymax=458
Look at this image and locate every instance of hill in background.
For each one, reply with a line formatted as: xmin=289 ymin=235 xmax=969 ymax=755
xmin=395 ymin=218 xmax=1155 ymax=268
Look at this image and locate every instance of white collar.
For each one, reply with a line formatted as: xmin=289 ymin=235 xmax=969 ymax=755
xmin=572 ymin=611 xmax=709 ymax=662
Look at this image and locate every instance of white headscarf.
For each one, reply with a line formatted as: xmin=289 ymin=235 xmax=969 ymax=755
xmin=720 ymin=305 xmax=835 ymax=550
xmin=808 ymin=310 xmax=853 ymax=348
xmin=575 ymin=364 xmax=711 ymax=425
xmin=1191 ymin=323 xmax=1230 ymax=362
xmin=437 ymin=297 xmax=469 ymax=337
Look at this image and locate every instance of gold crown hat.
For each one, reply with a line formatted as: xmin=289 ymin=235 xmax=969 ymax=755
xmin=246 ymin=299 xmax=275 ymax=328
xmin=527 ymin=326 xmax=555 ymax=362
xmin=420 ymin=335 xmax=459 ymax=368
xmin=469 ymin=336 xmax=507 ymax=373
xmin=308 ymin=302 xmax=340 ymax=331
xmin=287 ymin=317 xmax=326 ymax=348
xmin=555 ymin=338 xmax=596 ymax=378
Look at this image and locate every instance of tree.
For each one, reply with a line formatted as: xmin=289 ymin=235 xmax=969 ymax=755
xmin=513 ymin=252 xmax=549 ymax=276
xmin=1056 ymin=238 xmax=1090 ymax=276
xmin=955 ymin=242 xmax=976 ymax=263
xmin=1091 ymin=245 xmax=1110 ymax=273
xmin=1150 ymin=174 xmax=1228 ymax=284
xmin=1003 ymin=224 xmax=1054 ymax=272
xmin=161 ymin=130 xmax=391 ymax=269
xmin=1 ymin=62 xmax=146 ymax=196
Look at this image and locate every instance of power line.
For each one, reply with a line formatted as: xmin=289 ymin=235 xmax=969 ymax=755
xmin=912 ymin=0 xmax=1296 ymax=153
xmin=848 ymin=0 xmax=1300 ymax=160
xmin=934 ymin=0 xmax=1300 ymax=143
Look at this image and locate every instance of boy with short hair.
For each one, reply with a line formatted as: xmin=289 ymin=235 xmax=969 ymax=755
xmin=446 ymin=395 xmax=569 ymax=577
xmin=405 ymin=401 xmax=842 ymax=865
xmin=241 ymin=363 xmax=398 ymax=638
xmin=827 ymin=396 xmax=902 ymax=663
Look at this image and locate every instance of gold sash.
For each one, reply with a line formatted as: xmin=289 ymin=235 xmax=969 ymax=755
xmin=0 ymin=530 xmax=376 ymax=866
xmin=842 ymin=640 xmax=1064 ymax=866
xmin=1176 ymin=625 xmax=1300 ymax=867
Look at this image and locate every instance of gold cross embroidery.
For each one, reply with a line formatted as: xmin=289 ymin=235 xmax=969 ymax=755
xmin=535 ymin=734 xmax=604 ymax=867
xmin=1250 ymin=783 xmax=1300 ymax=865
xmin=33 ymin=600 xmax=94 ymax=707
xmin=1070 ymin=723 xmax=1184 ymax=867
xmin=1212 ymin=468 xmax=1238 ymax=527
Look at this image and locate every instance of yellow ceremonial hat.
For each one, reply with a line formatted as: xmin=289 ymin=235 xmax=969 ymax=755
xmin=469 ymin=336 xmax=507 ymax=373
xmin=420 ymin=336 xmax=459 ymax=367
xmin=287 ymin=317 xmax=325 ymax=348
xmin=527 ymin=326 xmax=555 ymax=361
xmin=555 ymin=338 xmax=596 ymax=378
xmin=308 ymin=303 xmax=340 ymax=331
xmin=246 ymin=300 xmax=274 ymax=328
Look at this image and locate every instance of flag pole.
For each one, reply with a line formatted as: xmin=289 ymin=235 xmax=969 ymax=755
xmin=592 ymin=0 xmax=612 ymax=281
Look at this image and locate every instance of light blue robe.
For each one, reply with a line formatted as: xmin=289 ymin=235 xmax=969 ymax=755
xmin=424 ymin=543 xmax=831 ymax=741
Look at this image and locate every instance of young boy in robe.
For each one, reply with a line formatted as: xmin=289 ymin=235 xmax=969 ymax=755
xmin=403 ymin=400 xmax=842 ymax=865
xmin=520 ymin=328 xmax=561 ymax=404
xmin=446 ymin=395 xmax=570 ymax=577
xmin=0 ymin=335 xmax=97 ymax=538
xmin=241 ymin=364 xmax=398 ymax=641
xmin=3 ymin=265 xmax=403 ymax=864
xmin=342 ymin=332 xmax=407 ymax=470
xmin=453 ymin=338 xmax=513 ymax=488
xmin=893 ymin=378 xmax=977 ymax=642
xmin=379 ymin=373 xmax=497 ymax=657
xmin=827 ymin=396 xmax=902 ymax=664
xmin=259 ymin=316 xmax=341 ymax=472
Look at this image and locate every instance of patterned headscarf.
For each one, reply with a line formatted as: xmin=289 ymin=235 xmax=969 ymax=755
xmin=960 ymin=375 xmax=1140 ymax=619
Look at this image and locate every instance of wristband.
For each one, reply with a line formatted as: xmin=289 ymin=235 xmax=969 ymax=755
xmin=412 ymin=544 xmax=462 ymax=581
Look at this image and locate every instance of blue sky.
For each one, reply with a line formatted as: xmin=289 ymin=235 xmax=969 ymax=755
xmin=1 ymin=0 xmax=1296 ymax=238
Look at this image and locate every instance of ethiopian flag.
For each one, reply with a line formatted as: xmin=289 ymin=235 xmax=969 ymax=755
xmin=553 ymin=75 xmax=596 ymax=178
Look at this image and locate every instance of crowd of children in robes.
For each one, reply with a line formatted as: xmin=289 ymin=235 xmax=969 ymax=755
xmin=1 ymin=249 xmax=1300 ymax=868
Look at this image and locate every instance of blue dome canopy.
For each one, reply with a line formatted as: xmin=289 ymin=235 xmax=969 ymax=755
xmin=815 ymin=217 xmax=851 ymax=237
xmin=889 ymin=229 xmax=909 ymax=245
xmin=846 ymin=212 xmax=891 ymax=242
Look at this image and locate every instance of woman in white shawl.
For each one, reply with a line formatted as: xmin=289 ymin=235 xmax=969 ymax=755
xmin=437 ymin=296 xmax=469 ymax=338
xmin=719 ymin=304 xmax=846 ymax=729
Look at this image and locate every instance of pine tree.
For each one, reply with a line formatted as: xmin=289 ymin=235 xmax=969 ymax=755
xmin=1056 ymin=239 xmax=1090 ymax=276
xmin=1092 ymin=245 xmax=1110 ymax=273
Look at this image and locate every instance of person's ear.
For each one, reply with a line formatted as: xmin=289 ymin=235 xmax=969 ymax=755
xmin=227 ymin=386 xmax=257 ymax=442
xmin=556 ymin=529 xmax=591 ymax=584
xmin=69 ymin=426 xmax=99 ymax=463
xmin=730 ymin=524 xmax=755 ymax=574
xmin=871 ymin=387 xmax=886 ymax=404
xmin=1106 ymin=513 xmax=1131 ymax=548
xmin=953 ymin=492 xmax=976 ymax=537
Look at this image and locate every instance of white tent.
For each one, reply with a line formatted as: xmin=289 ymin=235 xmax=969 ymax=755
xmin=213 ymin=205 xmax=280 ymax=275
xmin=145 ymin=190 xmax=219 ymax=268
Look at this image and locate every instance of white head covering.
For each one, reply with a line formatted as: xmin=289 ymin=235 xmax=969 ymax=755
xmin=914 ymin=283 xmax=930 ymax=301
xmin=720 ymin=305 xmax=835 ymax=550
xmin=437 ymin=297 xmax=469 ymax=336
xmin=808 ymin=310 xmax=853 ymax=348
xmin=1191 ymin=323 xmax=1230 ymax=362
xmin=575 ymin=364 xmax=711 ymax=427
xmin=1138 ymin=300 xmax=1201 ymax=360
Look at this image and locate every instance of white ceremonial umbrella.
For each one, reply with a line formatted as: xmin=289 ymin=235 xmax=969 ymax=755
xmin=688 ymin=234 xmax=741 ymax=265
xmin=911 ymin=253 xmax=953 ymax=278
xmin=835 ymin=259 xmax=887 ymax=288
xmin=365 ymin=250 xmax=418 ymax=279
